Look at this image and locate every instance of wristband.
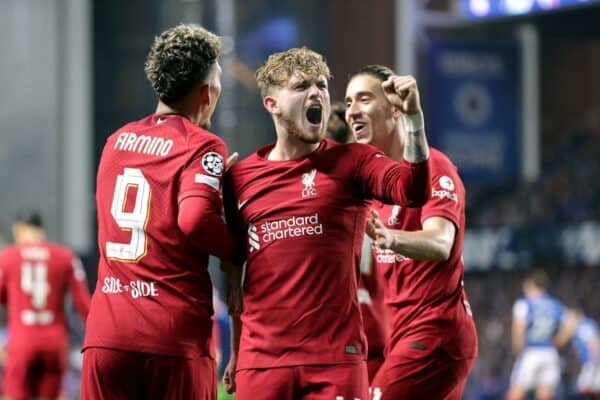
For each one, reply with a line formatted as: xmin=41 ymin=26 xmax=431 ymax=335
xmin=401 ymin=112 xmax=424 ymax=133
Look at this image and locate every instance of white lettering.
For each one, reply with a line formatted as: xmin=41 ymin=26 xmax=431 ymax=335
xmin=114 ymin=132 xmax=128 ymax=149
xmin=130 ymin=281 xmax=159 ymax=298
xmin=431 ymin=188 xmax=458 ymax=203
xmin=102 ymin=277 xmax=123 ymax=294
xmin=440 ymin=52 xmax=504 ymax=77
xmin=20 ymin=247 xmax=49 ymax=260
xmin=124 ymin=133 xmax=137 ymax=151
xmin=101 ymin=277 xmax=159 ymax=298
xmin=375 ymin=249 xmax=407 ymax=264
xmin=114 ymin=132 xmax=173 ymax=157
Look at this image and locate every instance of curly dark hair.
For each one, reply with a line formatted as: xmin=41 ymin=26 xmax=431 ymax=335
xmin=145 ymin=24 xmax=222 ymax=105
xmin=255 ymin=47 xmax=331 ymax=98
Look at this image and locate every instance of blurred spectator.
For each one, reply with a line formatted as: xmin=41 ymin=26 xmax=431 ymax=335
xmin=468 ymin=133 xmax=600 ymax=229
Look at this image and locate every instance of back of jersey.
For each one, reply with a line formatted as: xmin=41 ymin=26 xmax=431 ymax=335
xmin=517 ymin=295 xmax=565 ymax=347
xmin=86 ymin=113 xmax=227 ymax=358
xmin=0 ymin=241 xmax=89 ymax=348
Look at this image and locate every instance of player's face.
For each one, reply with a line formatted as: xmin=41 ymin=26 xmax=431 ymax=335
xmin=200 ymin=62 xmax=223 ymax=129
xmin=345 ymin=74 xmax=398 ymax=149
xmin=275 ymin=72 xmax=331 ymax=144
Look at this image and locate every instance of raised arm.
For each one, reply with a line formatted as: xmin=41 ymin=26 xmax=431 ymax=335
xmin=382 ymin=75 xmax=429 ymax=164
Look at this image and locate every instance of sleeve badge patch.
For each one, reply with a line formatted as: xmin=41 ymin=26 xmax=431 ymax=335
xmin=202 ymin=152 xmax=224 ymax=176
xmin=439 ymin=175 xmax=455 ymax=191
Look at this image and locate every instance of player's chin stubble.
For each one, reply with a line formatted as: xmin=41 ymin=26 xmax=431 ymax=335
xmin=281 ymin=116 xmax=323 ymax=144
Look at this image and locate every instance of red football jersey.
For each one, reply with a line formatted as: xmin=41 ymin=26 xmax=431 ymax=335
xmin=358 ymin=235 xmax=388 ymax=357
xmin=0 ymin=241 xmax=90 ymax=348
xmin=84 ymin=114 xmax=227 ymax=358
xmin=372 ymin=148 xmax=477 ymax=359
xmin=224 ymin=139 xmax=430 ymax=369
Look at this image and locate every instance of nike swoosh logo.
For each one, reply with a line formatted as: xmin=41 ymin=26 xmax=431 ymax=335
xmin=237 ymin=199 xmax=249 ymax=210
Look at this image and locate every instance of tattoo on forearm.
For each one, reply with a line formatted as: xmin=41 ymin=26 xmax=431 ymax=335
xmin=403 ymin=129 xmax=430 ymax=163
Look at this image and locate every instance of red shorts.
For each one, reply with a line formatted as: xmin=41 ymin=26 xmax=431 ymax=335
xmin=3 ymin=344 xmax=66 ymax=399
xmin=235 ymin=362 xmax=368 ymax=400
xmin=370 ymin=338 xmax=475 ymax=400
xmin=81 ymin=347 xmax=216 ymax=400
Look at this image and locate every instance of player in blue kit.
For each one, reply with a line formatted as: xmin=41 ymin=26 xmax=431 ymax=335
xmin=507 ymin=269 xmax=571 ymax=400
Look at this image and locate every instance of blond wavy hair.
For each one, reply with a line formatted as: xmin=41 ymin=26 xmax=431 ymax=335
xmin=255 ymin=47 xmax=331 ymax=98
xmin=145 ymin=24 xmax=222 ymax=104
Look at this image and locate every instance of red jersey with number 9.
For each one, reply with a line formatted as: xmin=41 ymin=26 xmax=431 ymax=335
xmin=84 ymin=114 xmax=227 ymax=359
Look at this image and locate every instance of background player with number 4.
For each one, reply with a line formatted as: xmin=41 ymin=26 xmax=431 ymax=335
xmin=82 ymin=24 xmax=238 ymax=400
xmin=0 ymin=210 xmax=91 ymax=400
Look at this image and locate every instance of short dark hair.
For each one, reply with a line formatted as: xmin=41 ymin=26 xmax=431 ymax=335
xmin=349 ymin=64 xmax=395 ymax=83
xmin=525 ymin=269 xmax=549 ymax=290
xmin=15 ymin=209 xmax=44 ymax=228
xmin=326 ymin=102 xmax=352 ymax=144
xmin=145 ymin=24 xmax=222 ymax=105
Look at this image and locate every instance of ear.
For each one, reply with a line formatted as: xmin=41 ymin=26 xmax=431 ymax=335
xmin=263 ymin=95 xmax=280 ymax=115
xmin=198 ymin=84 xmax=211 ymax=105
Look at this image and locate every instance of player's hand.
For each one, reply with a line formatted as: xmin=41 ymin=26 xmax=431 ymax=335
xmin=226 ymin=152 xmax=239 ymax=173
xmin=381 ymin=75 xmax=422 ymax=115
xmin=222 ymin=357 xmax=237 ymax=393
xmin=367 ymin=209 xmax=395 ymax=250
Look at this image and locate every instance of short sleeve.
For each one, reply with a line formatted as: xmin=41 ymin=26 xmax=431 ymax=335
xmin=513 ymin=299 xmax=528 ymax=321
xmin=178 ymin=137 xmax=227 ymax=207
xmin=578 ymin=322 xmax=595 ymax=342
xmin=420 ymin=156 xmax=463 ymax=228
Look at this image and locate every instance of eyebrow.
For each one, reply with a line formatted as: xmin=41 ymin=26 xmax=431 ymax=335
xmin=344 ymin=90 xmax=374 ymax=102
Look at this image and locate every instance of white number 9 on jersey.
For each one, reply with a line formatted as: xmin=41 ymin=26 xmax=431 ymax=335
xmin=106 ymin=168 xmax=151 ymax=262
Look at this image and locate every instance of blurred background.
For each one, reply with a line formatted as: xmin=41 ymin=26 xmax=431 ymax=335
xmin=1 ymin=0 xmax=599 ymax=398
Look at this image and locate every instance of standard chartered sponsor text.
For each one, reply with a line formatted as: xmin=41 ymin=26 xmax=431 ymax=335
xmin=260 ymin=213 xmax=324 ymax=242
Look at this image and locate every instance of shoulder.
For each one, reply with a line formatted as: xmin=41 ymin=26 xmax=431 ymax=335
xmin=342 ymin=141 xmax=380 ymax=156
xmin=185 ymin=124 xmax=227 ymax=152
xmin=430 ymin=148 xmax=459 ymax=174
xmin=513 ymin=298 xmax=529 ymax=318
xmin=229 ymin=144 xmax=273 ymax=176
xmin=46 ymin=242 xmax=77 ymax=261
xmin=0 ymin=245 xmax=19 ymax=261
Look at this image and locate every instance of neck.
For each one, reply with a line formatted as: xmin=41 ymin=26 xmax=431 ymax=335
xmin=269 ymin=137 xmax=320 ymax=161
xmin=527 ymin=288 xmax=545 ymax=297
xmin=155 ymin=101 xmax=200 ymax=126
xmin=16 ymin=231 xmax=45 ymax=245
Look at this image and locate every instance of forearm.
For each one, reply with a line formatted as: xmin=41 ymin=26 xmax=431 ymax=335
xmin=229 ymin=314 xmax=242 ymax=359
xmin=512 ymin=328 xmax=524 ymax=355
xmin=178 ymin=196 xmax=235 ymax=261
xmin=385 ymin=159 xmax=430 ymax=207
xmin=401 ymin=113 xmax=430 ymax=163
xmin=386 ymin=228 xmax=451 ymax=261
